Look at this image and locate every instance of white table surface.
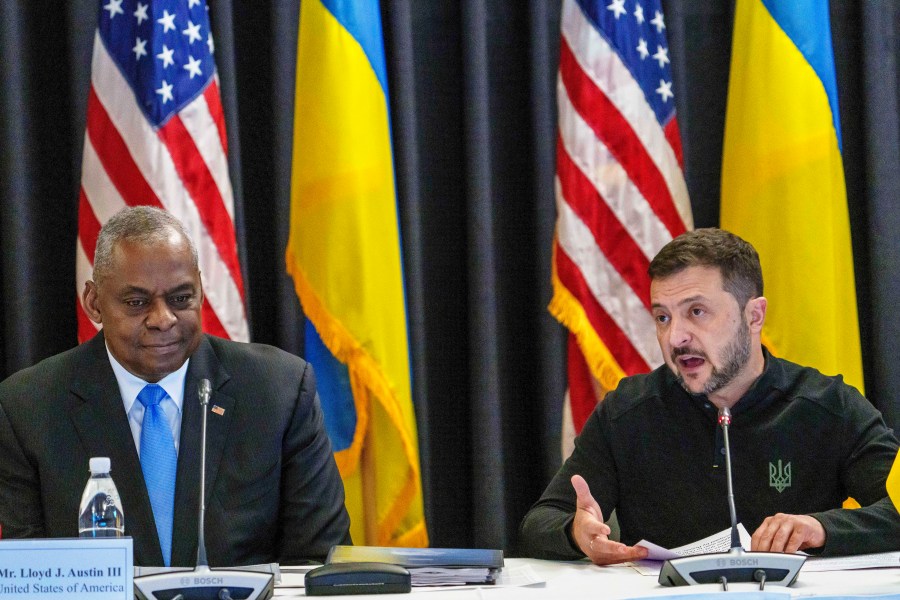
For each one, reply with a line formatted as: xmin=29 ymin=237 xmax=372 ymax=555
xmin=273 ymin=557 xmax=900 ymax=598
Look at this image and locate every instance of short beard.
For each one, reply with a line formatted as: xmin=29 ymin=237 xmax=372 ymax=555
xmin=676 ymin=319 xmax=751 ymax=397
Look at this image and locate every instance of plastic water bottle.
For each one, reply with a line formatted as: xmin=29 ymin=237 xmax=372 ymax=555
xmin=78 ymin=457 xmax=125 ymax=538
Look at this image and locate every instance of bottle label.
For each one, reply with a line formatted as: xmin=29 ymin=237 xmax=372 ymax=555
xmin=79 ymin=492 xmax=124 ymax=538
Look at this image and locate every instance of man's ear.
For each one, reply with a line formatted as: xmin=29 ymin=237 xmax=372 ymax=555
xmin=746 ymin=296 xmax=767 ymax=333
xmin=82 ymin=281 xmax=103 ymax=325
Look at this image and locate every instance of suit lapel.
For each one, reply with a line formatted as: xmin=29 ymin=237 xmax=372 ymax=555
xmin=69 ymin=334 xmax=163 ymax=566
xmin=172 ymin=336 xmax=234 ymax=566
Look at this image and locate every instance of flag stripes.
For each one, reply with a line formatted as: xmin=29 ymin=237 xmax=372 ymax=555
xmin=556 ymin=136 xmax=652 ymax=305
xmin=557 ymin=85 xmax=672 ymax=262
xmin=554 ymin=243 xmax=650 ymax=376
xmin=561 ymin=0 xmax=691 ymax=230
xmin=567 ymin=335 xmax=599 ymax=432
xmin=552 ymin=0 xmax=692 ymax=442
xmin=78 ymin=7 xmax=248 ymax=345
xmin=559 ymin=39 xmax=685 ymax=238
xmin=203 ymin=82 xmax=228 ymax=155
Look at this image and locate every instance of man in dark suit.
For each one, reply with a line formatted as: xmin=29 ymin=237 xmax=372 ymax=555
xmin=0 ymin=206 xmax=351 ymax=567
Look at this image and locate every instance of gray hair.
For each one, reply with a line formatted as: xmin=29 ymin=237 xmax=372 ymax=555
xmin=92 ymin=206 xmax=199 ymax=283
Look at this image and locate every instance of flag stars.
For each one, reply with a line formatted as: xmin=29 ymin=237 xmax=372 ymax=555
xmin=132 ymin=37 xmax=148 ymax=60
xmin=156 ymin=44 xmax=175 ymax=68
xmin=634 ymin=3 xmax=645 ymax=24
xmin=607 ymin=0 xmax=626 ymax=19
xmin=134 ymin=2 xmax=149 ymax=25
xmin=656 ymin=79 xmax=673 ymax=102
xmin=103 ymin=0 xmax=124 ymax=19
xmin=156 ymin=80 xmax=174 ymax=104
xmin=157 ymin=10 xmax=177 ymax=33
xmin=183 ymin=20 xmax=202 ymax=44
xmin=637 ymin=38 xmax=649 ymax=60
xmin=188 ymin=0 xmax=201 ymax=7
xmin=207 ymin=33 xmax=215 ymax=54
xmin=651 ymin=10 xmax=666 ymax=33
xmin=652 ymin=45 xmax=670 ymax=69
xmin=184 ymin=55 xmax=203 ymax=79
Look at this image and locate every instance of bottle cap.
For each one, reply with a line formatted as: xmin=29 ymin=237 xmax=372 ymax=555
xmin=89 ymin=457 xmax=111 ymax=474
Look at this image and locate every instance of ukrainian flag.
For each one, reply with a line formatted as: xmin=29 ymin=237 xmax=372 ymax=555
xmin=720 ymin=0 xmax=864 ymax=393
xmin=286 ymin=0 xmax=427 ymax=547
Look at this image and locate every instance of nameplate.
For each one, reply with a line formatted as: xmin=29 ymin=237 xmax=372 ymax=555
xmin=0 ymin=538 xmax=133 ymax=600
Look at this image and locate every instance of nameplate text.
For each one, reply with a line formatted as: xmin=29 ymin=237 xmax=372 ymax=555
xmin=0 ymin=538 xmax=133 ymax=600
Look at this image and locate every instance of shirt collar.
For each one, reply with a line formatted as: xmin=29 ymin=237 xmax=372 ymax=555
xmin=105 ymin=344 xmax=189 ymax=415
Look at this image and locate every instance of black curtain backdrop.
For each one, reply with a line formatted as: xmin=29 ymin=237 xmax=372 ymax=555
xmin=1 ymin=0 xmax=898 ymax=554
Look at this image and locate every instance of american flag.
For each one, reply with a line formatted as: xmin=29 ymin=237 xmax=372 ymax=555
xmin=77 ymin=0 xmax=248 ymax=343
xmin=551 ymin=0 xmax=692 ymax=447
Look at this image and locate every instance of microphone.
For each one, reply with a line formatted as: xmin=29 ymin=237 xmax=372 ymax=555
xmin=658 ymin=406 xmax=805 ymax=589
xmin=134 ymin=379 xmax=275 ymax=600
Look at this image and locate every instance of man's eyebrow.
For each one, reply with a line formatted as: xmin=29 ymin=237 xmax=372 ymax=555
xmin=651 ymin=295 xmax=708 ymax=311
xmin=677 ymin=295 xmax=707 ymax=306
xmin=118 ymin=285 xmax=151 ymax=297
xmin=166 ymin=283 xmax=196 ymax=294
xmin=117 ymin=283 xmax=196 ymax=296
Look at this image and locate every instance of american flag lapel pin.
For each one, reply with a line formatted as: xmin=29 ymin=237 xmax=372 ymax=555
xmin=211 ymin=405 xmax=226 ymax=416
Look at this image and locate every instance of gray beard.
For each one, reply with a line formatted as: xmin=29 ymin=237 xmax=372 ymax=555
xmin=676 ymin=320 xmax=752 ymax=397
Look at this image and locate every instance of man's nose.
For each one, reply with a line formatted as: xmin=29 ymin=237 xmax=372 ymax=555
xmin=146 ymin=299 xmax=176 ymax=330
xmin=668 ymin=316 xmax=691 ymax=348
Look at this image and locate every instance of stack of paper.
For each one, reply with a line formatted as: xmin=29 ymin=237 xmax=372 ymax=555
xmin=326 ymin=546 xmax=503 ymax=586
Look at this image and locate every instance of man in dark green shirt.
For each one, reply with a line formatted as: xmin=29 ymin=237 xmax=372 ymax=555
xmin=520 ymin=228 xmax=900 ymax=564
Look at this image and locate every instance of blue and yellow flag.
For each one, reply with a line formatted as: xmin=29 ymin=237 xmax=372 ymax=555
xmin=721 ymin=0 xmax=864 ymax=393
xmin=286 ymin=0 xmax=427 ymax=547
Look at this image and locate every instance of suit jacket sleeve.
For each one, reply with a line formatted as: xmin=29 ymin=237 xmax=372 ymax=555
xmin=518 ymin=401 xmax=618 ymax=560
xmin=0 ymin=399 xmax=45 ymax=538
xmin=277 ymin=359 xmax=352 ymax=564
xmin=808 ymin=385 xmax=900 ymax=556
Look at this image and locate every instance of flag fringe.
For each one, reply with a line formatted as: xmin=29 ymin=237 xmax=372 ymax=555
xmin=394 ymin=520 xmax=429 ymax=547
xmin=550 ymin=246 xmax=780 ymax=387
xmin=549 ymin=241 xmax=626 ymax=393
xmin=286 ymin=250 xmax=427 ymax=547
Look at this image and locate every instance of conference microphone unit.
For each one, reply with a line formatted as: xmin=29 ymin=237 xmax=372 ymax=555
xmin=135 ymin=379 xmax=275 ymax=600
xmin=659 ymin=406 xmax=805 ymax=589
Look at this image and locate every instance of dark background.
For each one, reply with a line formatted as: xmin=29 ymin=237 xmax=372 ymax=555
xmin=1 ymin=1 xmax=898 ymax=553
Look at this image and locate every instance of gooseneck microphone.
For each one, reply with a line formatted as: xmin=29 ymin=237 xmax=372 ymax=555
xmin=658 ymin=406 xmax=805 ymax=588
xmin=719 ymin=407 xmax=741 ymax=551
xmin=195 ymin=378 xmax=212 ymax=570
xmin=134 ymin=379 xmax=275 ymax=600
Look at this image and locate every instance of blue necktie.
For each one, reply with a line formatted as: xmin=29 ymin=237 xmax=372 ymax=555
xmin=137 ymin=384 xmax=177 ymax=566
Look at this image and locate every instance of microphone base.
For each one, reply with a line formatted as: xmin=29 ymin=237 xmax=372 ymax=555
xmin=134 ymin=566 xmax=274 ymax=600
xmin=659 ymin=548 xmax=806 ymax=587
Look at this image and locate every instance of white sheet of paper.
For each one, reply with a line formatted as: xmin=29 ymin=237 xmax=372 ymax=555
xmin=635 ymin=523 xmax=753 ymax=560
xmin=801 ymin=551 xmax=900 ymax=572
